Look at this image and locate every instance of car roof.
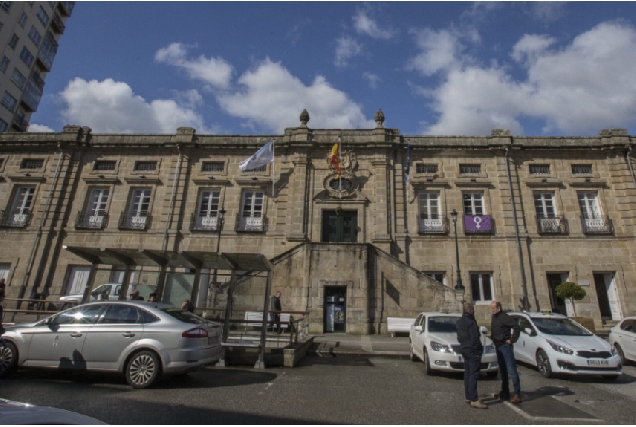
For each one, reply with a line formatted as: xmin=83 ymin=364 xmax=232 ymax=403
xmin=417 ymin=312 xmax=461 ymax=317
xmin=508 ymin=311 xmax=568 ymax=319
xmin=81 ymin=301 xmax=174 ymax=310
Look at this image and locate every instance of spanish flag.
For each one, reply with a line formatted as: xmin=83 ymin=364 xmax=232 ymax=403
xmin=330 ymin=137 xmax=342 ymax=178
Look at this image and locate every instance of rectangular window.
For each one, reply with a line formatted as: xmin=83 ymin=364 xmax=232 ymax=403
xmin=8 ymin=186 xmax=35 ymax=226
xmin=0 ymin=56 xmax=9 ymax=72
xmin=201 ymin=161 xmax=224 ymax=173
xmin=18 ymin=11 xmax=27 ymax=27
xmin=463 ymin=193 xmax=484 ymax=215
xmin=470 ymin=273 xmax=494 ymax=303
xmin=36 ymin=6 xmax=49 ymax=26
xmin=8 ymin=33 xmax=18 ymax=49
xmin=20 ymin=158 xmax=43 ymax=169
xmin=134 ymin=161 xmax=157 ymax=171
xmin=459 ymin=164 xmax=481 ymax=175
xmin=239 ymin=191 xmax=265 ymax=231
xmin=19 ymin=46 xmax=34 ymax=67
xmin=418 ymin=192 xmax=440 ymax=219
xmin=198 ymin=190 xmax=220 ymax=218
xmin=578 ymin=193 xmax=601 ymax=220
xmin=242 ymin=165 xmax=266 ymax=173
xmin=0 ymin=2 xmax=12 ymax=13
xmin=416 ymin=164 xmax=438 ymax=174
xmin=129 ymin=189 xmax=151 ymax=215
xmin=83 ymin=188 xmax=109 ymax=228
xmin=534 ymin=193 xmax=556 ymax=218
xmin=0 ymin=119 xmax=8 ymax=132
xmin=572 ymin=164 xmax=593 ymax=175
xmin=425 ymin=272 xmax=445 ymax=284
xmin=1 ymin=91 xmax=17 ymax=112
xmin=94 ymin=160 xmax=116 ymax=171
xmin=28 ymin=25 xmax=42 ymax=46
xmin=10 ymin=68 xmax=26 ymax=88
xmin=529 ymin=164 xmax=550 ymax=175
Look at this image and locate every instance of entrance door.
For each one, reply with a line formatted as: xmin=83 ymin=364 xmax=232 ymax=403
xmin=66 ymin=266 xmax=92 ymax=296
xmin=324 ymin=287 xmax=347 ymax=333
xmin=594 ymin=273 xmax=622 ymax=321
xmin=547 ymin=273 xmax=570 ymax=315
xmin=321 ymin=211 xmax=358 ymax=243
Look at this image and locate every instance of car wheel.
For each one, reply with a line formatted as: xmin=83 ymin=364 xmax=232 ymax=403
xmin=486 ymin=371 xmax=498 ymax=378
xmin=602 ymin=375 xmax=619 ymax=381
xmin=409 ymin=343 xmax=418 ymax=362
xmin=0 ymin=342 xmax=18 ymax=378
xmin=536 ymin=349 xmax=553 ymax=378
xmin=126 ymin=351 xmax=161 ymax=389
xmin=423 ymin=348 xmax=432 ymax=375
xmin=614 ymin=344 xmax=627 ymax=366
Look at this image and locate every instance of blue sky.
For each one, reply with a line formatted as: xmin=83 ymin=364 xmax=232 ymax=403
xmin=29 ymin=2 xmax=636 ymax=136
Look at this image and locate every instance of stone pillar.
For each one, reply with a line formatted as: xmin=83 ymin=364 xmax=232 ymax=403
xmin=371 ymin=151 xmax=392 ymax=251
xmin=286 ymin=152 xmax=310 ymax=242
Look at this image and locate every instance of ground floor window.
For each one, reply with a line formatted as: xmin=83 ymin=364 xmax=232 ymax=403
xmin=470 ymin=273 xmax=493 ymax=303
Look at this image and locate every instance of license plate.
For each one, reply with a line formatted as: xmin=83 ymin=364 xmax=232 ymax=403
xmin=587 ymin=359 xmax=609 ymax=366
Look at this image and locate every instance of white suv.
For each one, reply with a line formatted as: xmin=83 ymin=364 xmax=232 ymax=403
xmin=609 ymin=317 xmax=636 ymax=365
xmin=508 ymin=311 xmax=622 ymax=379
xmin=409 ymin=312 xmax=499 ymax=376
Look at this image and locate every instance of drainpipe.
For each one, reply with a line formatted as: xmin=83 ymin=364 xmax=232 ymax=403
xmin=504 ymin=148 xmax=529 ymax=311
xmin=162 ymin=145 xmax=182 ymax=252
xmin=17 ymin=144 xmax=64 ymax=306
xmin=625 ymin=146 xmax=636 ymax=191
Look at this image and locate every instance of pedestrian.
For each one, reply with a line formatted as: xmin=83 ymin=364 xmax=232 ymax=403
xmin=148 ymin=293 xmax=157 ymax=303
xmin=129 ymin=290 xmax=144 ymax=301
xmin=181 ymin=299 xmax=193 ymax=312
xmin=490 ymin=301 xmax=521 ymax=403
xmin=0 ymin=278 xmax=7 ymax=348
xmin=269 ymin=290 xmax=282 ymax=334
xmin=456 ymin=302 xmax=488 ymax=409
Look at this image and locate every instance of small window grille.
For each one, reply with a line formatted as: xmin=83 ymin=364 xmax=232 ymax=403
xmin=134 ymin=161 xmax=157 ymax=171
xmin=459 ymin=164 xmax=481 ymax=175
xmin=21 ymin=158 xmax=43 ymax=169
xmin=416 ymin=164 xmax=438 ymax=174
xmin=242 ymin=165 xmax=266 ymax=173
xmin=94 ymin=161 xmax=116 ymax=171
xmin=529 ymin=164 xmax=550 ymax=175
xmin=572 ymin=164 xmax=592 ymax=175
xmin=202 ymin=161 xmax=224 ymax=173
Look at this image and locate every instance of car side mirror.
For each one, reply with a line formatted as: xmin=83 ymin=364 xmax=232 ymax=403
xmin=524 ymin=327 xmax=536 ymax=337
xmin=415 ymin=325 xmax=423 ymax=332
xmin=479 ymin=326 xmax=488 ymax=335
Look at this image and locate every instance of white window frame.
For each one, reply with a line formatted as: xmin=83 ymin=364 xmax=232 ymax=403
xmin=9 ymin=186 xmax=35 ymax=226
xmin=578 ymin=193 xmax=601 ymax=219
xmin=240 ymin=191 xmax=264 ymax=231
xmin=196 ymin=190 xmax=220 ymax=230
xmin=534 ymin=193 xmax=556 ymax=218
xmin=425 ymin=272 xmax=445 ymax=285
xmin=418 ymin=192 xmax=443 ymax=232
xmin=470 ymin=273 xmax=494 ymax=304
xmin=84 ymin=188 xmax=109 ymax=228
xmin=463 ymin=192 xmax=484 ymax=215
xmin=127 ymin=188 xmax=151 ymax=229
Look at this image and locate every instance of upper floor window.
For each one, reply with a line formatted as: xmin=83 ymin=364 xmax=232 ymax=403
xmin=21 ymin=158 xmax=44 ymax=169
xmin=11 ymin=68 xmax=26 ymax=89
xmin=463 ymin=193 xmax=484 ymax=215
xmin=28 ymin=25 xmax=42 ymax=46
xmin=18 ymin=11 xmax=27 ymax=27
xmin=418 ymin=192 xmax=440 ymax=219
xmin=529 ymin=164 xmax=550 ymax=175
xmin=416 ymin=164 xmax=438 ymax=174
xmin=470 ymin=273 xmax=494 ymax=303
xmin=459 ymin=164 xmax=481 ymax=175
xmin=94 ymin=160 xmax=116 ymax=171
xmin=8 ymin=33 xmax=18 ymax=49
xmin=120 ymin=188 xmax=151 ymax=230
xmin=238 ymin=191 xmax=265 ymax=232
xmin=3 ymin=186 xmax=34 ymax=227
xmin=81 ymin=188 xmax=109 ymax=229
xmin=134 ymin=161 xmax=157 ymax=171
xmin=534 ymin=193 xmax=556 ymax=218
xmin=1 ymin=91 xmax=17 ymax=112
xmin=572 ymin=164 xmax=592 ymax=175
xmin=0 ymin=56 xmax=9 ymax=73
xmin=36 ymin=6 xmax=49 ymax=27
xmin=0 ymin=2 xmax=12 ymax=13
xmin=193 ymin=190 xmax=220 ymax=231
xmin=578 ymin=193 xmax=601 ymax=220
xmin=0 ymin=119 xmax=8 ymax=132
xmin=201 ymin=161 xmax=224 ymax=173
xmin=19 ymin=46 xmax=34 ymax=67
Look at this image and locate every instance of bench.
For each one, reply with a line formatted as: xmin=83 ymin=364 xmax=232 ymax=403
xmin=387 ymin=317 xmax=416 ymax=337
xmin=243 ymin=311 xmax=291 ymax=331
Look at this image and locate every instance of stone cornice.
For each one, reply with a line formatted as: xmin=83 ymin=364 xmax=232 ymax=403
xmin=123 ymin=176 xmax=163 ymax=184
xmin=6 ymin=174 xmax=46 ymax=183
xmin=82 ymin=176 xmax=121 ymax=184
xmin=192 ymin=178 xmax=231 ymax=185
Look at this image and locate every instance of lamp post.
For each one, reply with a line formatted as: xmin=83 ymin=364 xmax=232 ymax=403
xmin=450 ymin=209 xmax=464 ymax=291
xmin=211 ymin=207 xmax=226 ymax=308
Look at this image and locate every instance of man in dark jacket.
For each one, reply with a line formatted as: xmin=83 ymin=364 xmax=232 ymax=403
xmin=456 ymin=302 xmax=487 ymax=409
xmin=269 ymin=291 xmax=282 ymax=334
xmin=490 ymin=301 xmax=521 ymax=403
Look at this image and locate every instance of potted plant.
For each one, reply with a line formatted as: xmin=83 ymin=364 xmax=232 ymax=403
xmin=555 ymin=282 xmax=595 ymax=333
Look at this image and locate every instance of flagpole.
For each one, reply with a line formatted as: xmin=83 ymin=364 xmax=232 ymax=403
xmin=338 ymin=134 xmax=342 ymax=203
xmin=271 ymin=140 xmax=275 ymax=199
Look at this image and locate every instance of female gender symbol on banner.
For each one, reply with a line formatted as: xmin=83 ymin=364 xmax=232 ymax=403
xmin=474 ymin=216 xmax=483 ymax=229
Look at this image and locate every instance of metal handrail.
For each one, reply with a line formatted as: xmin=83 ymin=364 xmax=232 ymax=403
xmin=235 ymin=214 xmax=268 ymax=232
xmin=118 ymin=212 xmax=151 ymax=230
xmin=581 ymin=216 xmax=613 ymax=235
xmin=189 ymin=212 xmax=220 ymax=231
xmin=75 ymin=211 xmax=109 ymax=229
xmin=0 ymin=209 xmax=32 ymax=228
xmin=536 ymin=215 xmax=568 ymax=234
xmin=418 ymin=215 xmax=449 ymax=234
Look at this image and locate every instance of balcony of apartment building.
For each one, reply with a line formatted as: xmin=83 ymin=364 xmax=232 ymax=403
xmin=417 ymin=214 xmax=449 ymax=235
xmin=581 ymin=216 xmax=613 ymax=235
xmin=235 ymin=214 xmax=268 ymax=232
xmin=190 ymin=212 xmax=220 ymax=232
xmin=118 ymin=212 xmax=152 ymax=231
xmin=37 ymin=34 xmax=58 ymax=72
xmin=51 ymin=12 xmax=65 ymax=34
xmin=0 ymin=209 xmax=32 ymax=228
xmin=58 ymin=2 xmax=75 ymax=17
xmin=75 ymin=211 xmax=109 ymax=230
xmin=20 ymin=73 xmax=45 ymax=112
xmin=536 ymin=215 xmax=569 ymax=235
xmin=11 ymin=112 xmax=28 ymax=132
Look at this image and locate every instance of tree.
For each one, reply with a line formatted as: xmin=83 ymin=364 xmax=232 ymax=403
xmin=555 ymin=282 xmax=586 ymax=317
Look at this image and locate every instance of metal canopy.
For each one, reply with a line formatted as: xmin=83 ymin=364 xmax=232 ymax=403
xmin=63 ymin=246 xmax=273 ymax=271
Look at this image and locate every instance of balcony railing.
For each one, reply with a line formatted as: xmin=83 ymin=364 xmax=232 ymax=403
xmin=536 ymin=216 xmax=568 ymax=234
xmin=21 ymin=80 xmax=43 ymax=112
xmin=51 ymin=13 xmax=65 ymax=34
xmin=58 ymin=1 xmax=75 ymax=17
xmin=11 ymin=116 xmax=28 ymax=132
xmin=0 ymin=209 xmax=32 ymax=228
xmin=37 ymin=36 xmax=57 ymax=71
xmin=190 ymin=212 xmax=220 ymax=231
xmin=118 ymin=212 xmax=151 ymax=231
xmin=581 ymin=216 xmax=613 ymax=235
xmin=463 ymin=214 xmax=495 ymax=234
xmin=75 ymin=211 xmax=108 ymax=230
xmin=418 ymin=215 xmax=449 ymax=234
xmin=235 ymin=214 xmax=267 ymax=232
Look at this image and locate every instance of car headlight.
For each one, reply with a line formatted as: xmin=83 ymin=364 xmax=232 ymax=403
xmin=430 ymin=341 xmax=452 ymax=353
xmin=484 ymin=344 xmax=496 ymax=354
xmin=546 ymin=339 xmax=573 ymax=355
xmin=611 ymin=346 xmax=617 ymax=356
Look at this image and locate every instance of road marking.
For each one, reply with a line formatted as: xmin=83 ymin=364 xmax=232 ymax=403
xmin=504 ymin=396 xmax=603 ymax=423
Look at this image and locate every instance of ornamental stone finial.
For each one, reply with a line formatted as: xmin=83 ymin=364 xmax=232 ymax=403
xmin=300 ymin=109 xmax=310 ymax=127
xmin=374 ymin=109 xmax=385 ymax=128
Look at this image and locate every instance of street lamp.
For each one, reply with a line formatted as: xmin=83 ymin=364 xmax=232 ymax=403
xmin=212 ymin=207 xmax=226 ymax=284
xmin=450 ymin=209 xmax=464 ymax=291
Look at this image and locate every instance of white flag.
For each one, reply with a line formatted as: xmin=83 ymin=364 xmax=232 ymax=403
xmin=238 ymin=141 xmax=274 ymax=172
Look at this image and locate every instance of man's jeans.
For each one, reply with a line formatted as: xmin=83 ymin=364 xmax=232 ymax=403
xmin=463 ymin=354 xmax=481 ymax=402
xmin=496 ymin=343 xmax=521 ymax=395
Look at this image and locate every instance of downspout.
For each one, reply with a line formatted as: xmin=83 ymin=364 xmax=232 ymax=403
xmin=162 ymin=145 xmax=182 ymax=252
xmin=504 ymin=148 xmax=529 ymax=311
xmin=625 ymin=146 xmax=636 ymax=191
xmin=17 ymin=144 xmax=64 ymax=305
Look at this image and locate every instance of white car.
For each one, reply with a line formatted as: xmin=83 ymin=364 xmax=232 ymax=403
xmin=409 ymin=312 xmax=499 ymax=376
xmin=609 ymin=317 xmax=636 ymax=365
xmin=509 ymin=311 xmax=622 ymax=379
xmin=0 ymin=398 xmax=105 ymax=425
xmin=59 ymin=283 xmax=156 ymax=304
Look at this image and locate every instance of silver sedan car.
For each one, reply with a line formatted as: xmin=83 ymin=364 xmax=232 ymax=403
xmin=0 ymin=301 xmax=223 ymax=389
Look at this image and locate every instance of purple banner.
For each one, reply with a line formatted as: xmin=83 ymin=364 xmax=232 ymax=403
xmin=465 ymin=215 xmax=492 ymax=231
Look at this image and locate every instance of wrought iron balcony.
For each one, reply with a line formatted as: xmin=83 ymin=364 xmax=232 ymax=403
xmin=0 ymin=209 xmax=32 ymax=228
xmin=418 ymin=215 xmax=449 ymax=234
xmin=536 ymin=216 xmax=568 ymax=234
xmin=21 ymin=80 xmax=43 ymax=112
xmin=463 ymin=214 xmax=495 ymax=234
xmin=581 ymin=216 xmax=613 ymax=235
xmin=235 ymin=214 xmax=268 ymax=232
xmin=190 ymin=212 xmax=220 ymax=231
xmin=37 ymin=36 xmax=57 ymax=71
xmin=75 ymin=211 xmax=108 ymax=230
xmin=118 ymin=212 xmax=151 ymax=231
xmin=58 ymin=2 xmax=75 ymax=17
xmin=51 ymin=13 xmax=65 ymax=34
xmin=11 ymin=115 xmax=28 ymax=132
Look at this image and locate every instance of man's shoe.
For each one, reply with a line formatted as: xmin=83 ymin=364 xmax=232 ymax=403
xmin=511 ymin=395 xmax=522 ymax=404
xmin=470 ymin=401 xmax=488 ymax=409
xmin=494 ymin=390 xmax=510 ymax=400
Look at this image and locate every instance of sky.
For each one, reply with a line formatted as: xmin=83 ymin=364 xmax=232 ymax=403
xmin=28 ymin=1 xmax=636 ymax=137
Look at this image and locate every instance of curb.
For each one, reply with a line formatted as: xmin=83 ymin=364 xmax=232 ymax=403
xmin=311 ymin=349 xmax=410 ymax=359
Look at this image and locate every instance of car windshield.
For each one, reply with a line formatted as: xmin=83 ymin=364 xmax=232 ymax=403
xmin=428 ymin=316 xmax=458 ymax=333
xmin=530 ymin=317 xmax=592 ymax=336
xmin=91 ymin=285 xmax=110 ymax=296
xmin=161 ymin=308 xmax=208 ymax=325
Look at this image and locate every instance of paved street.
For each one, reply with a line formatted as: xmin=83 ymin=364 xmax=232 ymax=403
xmin=1 ymin=354 xmax=635 ymax=424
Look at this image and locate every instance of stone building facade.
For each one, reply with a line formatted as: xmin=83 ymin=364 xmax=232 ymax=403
xmin=0 ymin=115 xmax=635 ymax=333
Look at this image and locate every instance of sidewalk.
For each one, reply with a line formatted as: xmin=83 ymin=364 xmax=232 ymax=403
xmin=309 ymin=333 xmax=411 ymax=358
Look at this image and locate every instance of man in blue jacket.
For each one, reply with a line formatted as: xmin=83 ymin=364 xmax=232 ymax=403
xmin=456 ymin=302 xmax=487 ymax=409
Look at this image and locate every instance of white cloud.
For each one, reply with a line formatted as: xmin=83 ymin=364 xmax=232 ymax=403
xmin=334 ymin=36 xmax=363 ymax=68
xmin=407 ymin=28 xmax=463 ymax=76
xmin=362 ymin=72 xmax=381 ymax=89
xmin=28 ymin=124 xmax=55 ymax=132
xmin=353 ymin=10 xmax=395 ymax=40
xmin=155 ymin=43 xmax=233 ymax=90
xmin=421 ymin=22 xmax=636 ymax=135
xmin=528 ymin=2 xmax=567 ymax=23
xmin=59 ymin=78 xmax=213 ymax=133
xmin=217 ymin=58 xmax=374 ymax=132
